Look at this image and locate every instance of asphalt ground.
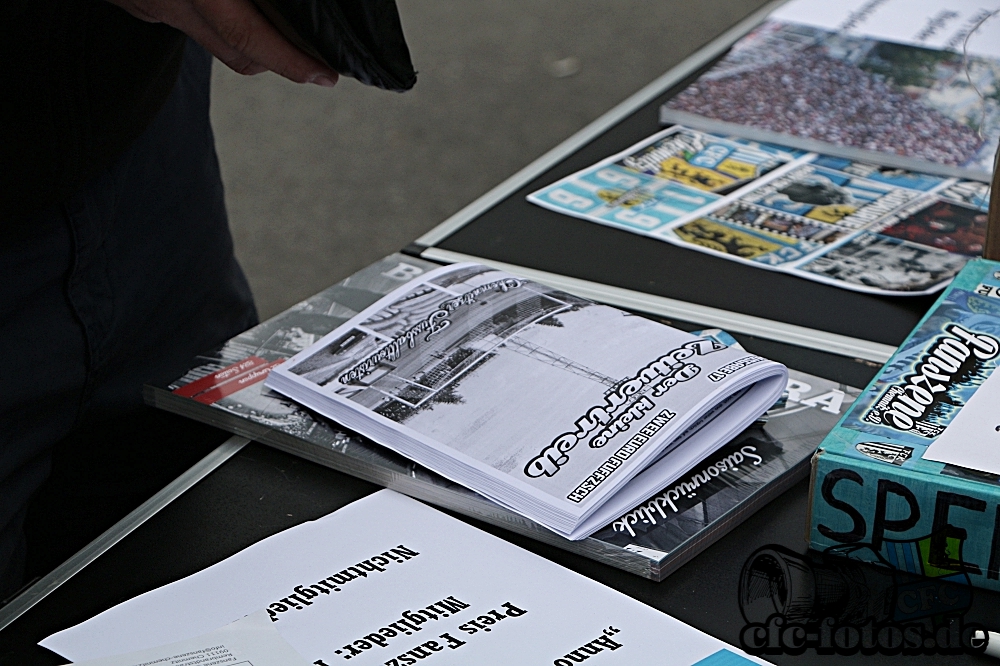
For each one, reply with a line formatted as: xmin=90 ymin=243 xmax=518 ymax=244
xmin=210 ymin=0 xmax=771 ymax=320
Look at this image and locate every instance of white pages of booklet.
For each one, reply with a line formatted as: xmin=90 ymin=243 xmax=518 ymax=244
xmin=43 ymin=490 xmax=768 ymax=666
xmin=265 ymin=263 xmax=788 ymax=539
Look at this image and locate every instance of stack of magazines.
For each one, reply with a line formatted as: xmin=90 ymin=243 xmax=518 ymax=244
xmin=148 ymin=254 xmax=858 ymax=578
xmin=265 ymin=263 xmax=787 ymax=539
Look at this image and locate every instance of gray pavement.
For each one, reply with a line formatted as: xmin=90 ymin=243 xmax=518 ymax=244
xmin=210 ymin=0 xmax=770 ymax=320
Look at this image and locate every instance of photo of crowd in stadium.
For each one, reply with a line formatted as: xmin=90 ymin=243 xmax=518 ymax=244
xmin=665 ymin=20 xmax=1000 ymax=172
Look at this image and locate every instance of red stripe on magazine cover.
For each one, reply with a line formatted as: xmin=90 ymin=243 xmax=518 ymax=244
xmin=192 ymin=359 xmax=285 ymax=405
xmin=172 ymin=356 xmax=269 ymax=398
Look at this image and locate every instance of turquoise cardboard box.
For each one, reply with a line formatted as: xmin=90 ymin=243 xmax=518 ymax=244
xmin=808 ymin=259 xmax=1000 ymax=590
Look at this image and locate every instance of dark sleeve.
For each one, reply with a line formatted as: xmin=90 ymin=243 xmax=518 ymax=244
xmin=0 ymin=0 xmax=187 ymax=230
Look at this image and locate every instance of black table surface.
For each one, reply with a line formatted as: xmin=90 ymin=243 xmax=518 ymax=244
xmin=5 ymin=13 xmax=992 ymax=665
xmin=1 ymin=436 xmax=996 ymax=665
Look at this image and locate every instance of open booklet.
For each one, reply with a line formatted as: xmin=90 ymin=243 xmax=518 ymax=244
xmin=265 ymin=263 xmax=787 ymax=540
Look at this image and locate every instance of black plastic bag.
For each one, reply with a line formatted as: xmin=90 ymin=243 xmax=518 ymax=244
xmin=250 ymin=0 xmax=416 ymax=92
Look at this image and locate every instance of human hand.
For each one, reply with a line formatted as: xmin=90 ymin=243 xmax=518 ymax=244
xmin=106 ymin=0 xmax=339 ymax=87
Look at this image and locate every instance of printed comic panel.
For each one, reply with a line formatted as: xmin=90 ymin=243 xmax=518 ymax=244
xmin=360 ymin=285 xmax=454 ymax=340
xmin=797 ymin=233 xmax=968 ymax=292
xmin=671 ymin=216 xmax=807 ymax=265
xmin=878 ymin=199 xmax=989 ymax=257
xmin=288 ymin=328 xmax=383 ymax=387
xmin=809 ymin=156 xmax=947 ymax=192
xmin=710 ymin=201 xmax=849 ymax=245
xmin=616 ymin=129 xmax=787 ymax=193
xmin=739 ymin=164 xmax=901 ymax=228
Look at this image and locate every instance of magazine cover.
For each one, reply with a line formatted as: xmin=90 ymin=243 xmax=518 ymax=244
xmin=808 ymin=259 xmax=1000 ymax=592
xmin=147 ymin=254 xmax=853 ymax=579
xmin=265 ymin=263 xmax=788 ymax=538
xmin=820 ymin=259 xmax=1000 ymax=457
xmin=528 ymin=126 xmax=986 ymax=295
xmin=662 ymin=0 xmax=1000 ymax=174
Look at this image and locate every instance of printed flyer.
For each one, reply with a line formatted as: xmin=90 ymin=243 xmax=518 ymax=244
xmin=529 ymin=127 xmax=792 ymax=233
xmin=529 ymin=126 xmax=988 ymax=295
xmin=43 ymin=491 xmax=767 ymax=666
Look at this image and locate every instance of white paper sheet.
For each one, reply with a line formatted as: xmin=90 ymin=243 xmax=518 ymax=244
xmin=43 ymin=491 xmax=766 ymax=666
xmin=922 ymin=369 xmax=1000 ymax=473
xmin=772 ymin=0 xmax=1000 ymax=58
xmin=69 ymin=610 xmax=310 ymax=666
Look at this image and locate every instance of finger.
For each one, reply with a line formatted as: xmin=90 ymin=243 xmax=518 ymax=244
xmin=191 ymin=0 xmax=338 ymax=85
xmin=156 ymin=1 xmax=271 ymax=76
xmin=191 ymin=18 xmax=271 ymax=77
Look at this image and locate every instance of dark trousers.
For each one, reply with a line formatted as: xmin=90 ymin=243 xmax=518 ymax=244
xmin=0 ymin=41 xmax=258 ymax=596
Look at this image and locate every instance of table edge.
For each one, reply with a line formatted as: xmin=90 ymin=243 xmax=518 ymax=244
xmin=0 ymin=436 xmax=250 ymax=635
